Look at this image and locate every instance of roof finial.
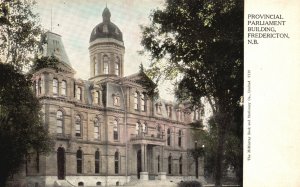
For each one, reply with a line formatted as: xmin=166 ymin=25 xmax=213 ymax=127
xmin=102 ymin=6 xmax=111 ymax=22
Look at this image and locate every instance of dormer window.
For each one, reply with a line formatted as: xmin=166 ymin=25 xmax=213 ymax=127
xmin=76 ymin=87 xmax=82 ymax=101
xmin=103 ymin=25 xmax=108 ymax=33
xmin=134 ymin=92 xmax=139 ymax=110
xmin=94 ymin=91 xmax=100 ymax=104
xmin=141 ymin=93 xmax=146 ymax=112
xmin=61 ymin=80 xmax=67 ymax=96
xmin=166 ymin=105 xmax=172 ymax=118
xmin=113 ymin=93 xmax=120 ymax=106
xmin=156 ymin=103 xmax=162 ymax=114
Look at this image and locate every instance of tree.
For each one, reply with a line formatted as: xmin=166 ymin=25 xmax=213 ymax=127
xmin=140 ymin=0 xmax=243 ymax=186
xmin=0 ymin=0 xmax=43 ymax=70
xmin=0 ymin=63 xmax=53 ymax=187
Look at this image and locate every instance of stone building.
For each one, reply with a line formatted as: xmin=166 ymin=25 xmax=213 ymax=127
xmin=25 ymin=7 xmax=205 ymax=187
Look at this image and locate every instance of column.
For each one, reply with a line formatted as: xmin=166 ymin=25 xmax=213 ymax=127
xmin=140 ymin=144 xmax=149 ymax=180
xmin=158 ymin=145 xmax=166 ymax=180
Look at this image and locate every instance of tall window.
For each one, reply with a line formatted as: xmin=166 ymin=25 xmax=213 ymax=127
xmin=94 ymin=118 xmax=100 ymax=140
xmin=75 ymin=115 xmax=81 ymax=137
xmin=76 ymin=149 xmax=83 ymax=173
xmin=95 ymin=150 xmax=100 ymax=174
xmin=56 ymin=111 xmax=63 ymax=134
xmin=103 ymin=56 xmax=109 ymax=74
xmin=142 ymin=123 xmax=147 ymax=134
xmin=38 ymin=78 xmax=42 ymax=94
xmin=114 ymin=151 xmax=119 ymax=174
xmin=76 ymin=87 xmax=82 ymax=101
xmin=141 ymin=93 xmax=145 ymax=112
xmin=167 ymin=128 xmax=171 ymax=146
xmin=61 ymin=80 xmax=67 ymax=96
xmin=178 ymin=130 xmax=182 ymax=147
xmin=53 ymin=78 xmax=58 ymax=95
xmin=113 ymin=120 xmax=118 ymax=140
xmin=157 ymin=125 xmax=161 ymax=138
xmin=94 ymin=57 xmax=98 ymax=75
xmin=179 ymin=156 xmax=183 ymax=175
xmin=168 ymin=154 xmax=172 ymax=174
xmin=94 ymin=91 xmax=100 ymax=104
xmin=167 ymin=106 xmax=172 ymax=118
xmin=115 ymin=57 xmax=120 ymax=76
xmin=134 ymin=92 xmax=138 ymax=110
xmin=135 ymin=122 xmax=140 ymax=135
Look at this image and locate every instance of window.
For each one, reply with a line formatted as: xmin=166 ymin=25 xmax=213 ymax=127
xmin=56 ymin=111 xmax=63 ymax=134
xmin=78 ymin=182 xmax=84 ymax=186
xmin=76 ymin=149 xmax=83 ymax=173
xmin=95 ymin=150 xmax=100 ymax=173
xmin=38 ymin=78 xmax=42 ymax=94
xmin=113 ymin=95 xmax=120 ymax=106
xmin=142 ymin=123 xmax=147 ymax=134
xmin=94 ymin=91 xmax=100 ymax=104
xmin=167 ymin=128 xmax=171 ymax=146
xmin=157 ymin=125 xmax=161 ymax=138
xmin=103 ymin=56 xmax=109 ymax=74
xmin=94 ymin=118 xmax=100 ymax=140
xmin=61 ymin=80 xmax=67 ymax=96
xmin=113 ymin=120 xmax=118 ymax=140
xmin=76 ymin=87 xmax=82 ymax=101
xmin=141 ymin=93 xmax=146 ymax=112
xmin=179 ymin=156 xmax=183 ymax=175
xmin=115 ymin=57 xmax=120 ymax=76
xmin=75 ymin=115 xmax=82 ymax=137
xmin=96 ymin=182 xmax=101 ymax=186
xmin=53 ymin=78 xmax=58 ymax=95
xmin=134 ymin=92 xmax=138 ymax=110
xmin=168 ymin=154 xmax=172 ymax=174
xmin=166 ymin=106 xmax=172 ymax=118
xmin=156 ymin=103 xmax=162 ymax=114
xmin=135 ymin=122 xmax=140 ymax=135
xmin=114 ymin=151 xmax=119 ymax=174
xmin=94 ymin=57 xmax=98 ymax=76
xmin=178 ymin=130 xmax=182 ymax=147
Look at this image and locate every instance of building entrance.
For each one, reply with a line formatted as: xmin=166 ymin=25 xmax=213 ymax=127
xmin=137 ymin=150 xmax=142 ymax=179
xmin=57 ymin=147 xmax=65 ymax=179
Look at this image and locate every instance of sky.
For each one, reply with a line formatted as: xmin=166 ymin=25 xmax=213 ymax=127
xmin=34 ymin=0 xmax=175 ymax=100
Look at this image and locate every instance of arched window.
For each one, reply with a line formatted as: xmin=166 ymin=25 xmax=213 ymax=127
xmin=113 ymin=120 xmax=118 ymax=140
xmin=56 ymin=110 xmax=63 ymax=134
xmin=179 ymin=155 xmax=183 ymax=175
xmin=76 ymin=149 xmax=83 ymax=173
xmin=115 ymin=57 xmax=120 ymax=76
xmin=178 ymin=130 xmax=182 ymax=147
xmin=94 ymin=57 xmax=98 ymax=76
xmin=134 ymin=92 xmax=139 ymax=110
xmin=78 ymin=182 xmax=84 ymax=186
xmin=76 ymin=87 xmax=82 ymax=101
xmin=75 ymin=115 xmax=82 ymax=137
xmin=141 ymin=93 xmax=145 ymax=112
xmin=53 ymin=78 xmax=58 ymax=95
xmin=114 ymin=151 xmax=119 ymax=174
xmin=95 ymin=150 xmax=100 ymax=173
xmin=94 ymin=91 xmax=100 ymax=104
xmin=168 ymin=154 xmax=172 ymax=174
xmin=96 ymin=182 xmax=101 ymax=186
xmin=61 ymin=80 xmax=67 ymax=96
xmin=94 ymin=118 xmax=100 ymax=140
xmin=103 ymin=56 xmax=109 ymax=74
xmin=167 ymin=128 xmax=171 ymax=146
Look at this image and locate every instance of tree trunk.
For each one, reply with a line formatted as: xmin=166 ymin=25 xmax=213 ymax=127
xmin=215 ymin=121 xmax=226 ymax=187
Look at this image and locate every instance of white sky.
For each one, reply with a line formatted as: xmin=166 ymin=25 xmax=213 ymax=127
xmin=34 ymin=0 xmax=175 ymax=100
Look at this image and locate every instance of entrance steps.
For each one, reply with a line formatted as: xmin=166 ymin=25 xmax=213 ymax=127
xmin=124 ymin=180 xmax=177 ymax=187
xmin=54 ymin=180 xmax=76 ymax=187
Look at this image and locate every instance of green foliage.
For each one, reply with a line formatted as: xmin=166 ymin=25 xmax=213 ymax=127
xmin=0 ymin=63 xmax=54 ymax=186
xmin=31 ymin=56 xmax=62 ymax=72
xmin=0 ymin=0 xmax=43 ymax=70
xmin=141 ymin=0 xmax=243 ymax=186
xmin=178 ymin=181 xmax=202 ymax=187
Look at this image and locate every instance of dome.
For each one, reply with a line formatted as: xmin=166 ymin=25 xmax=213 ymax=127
xmin=89 ymin=7 xmax=123 ymax=43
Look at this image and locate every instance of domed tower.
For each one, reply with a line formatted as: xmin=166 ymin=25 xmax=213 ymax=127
xmin=89 ymin=7 xmax=125 ymax=81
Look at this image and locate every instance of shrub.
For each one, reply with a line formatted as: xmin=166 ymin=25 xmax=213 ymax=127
xmin=178 ymin=181 xmax=202 ymax=187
